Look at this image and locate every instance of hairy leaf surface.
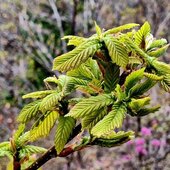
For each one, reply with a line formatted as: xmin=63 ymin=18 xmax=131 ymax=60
xmin=104 ymin=23 xmax=139 ymax=35
xmin=17 ymin=100 xmax=41 ymax=123
xmin=55 ymin=116 xmax=75 ymax=154
xmin=125 ymin=68 xmax=145 ymax=93
xmin=91 ymin=104 xmax=126 ymax=137
xmin=82 ymin=107 xmax=107 ymax=130
xmin=53 ymin=39 xmax=101 ymax=72
xmin=30 ymin=111 xmax=59 ymax=141
xmin=104 ymin=36 xmax=129 ymax=67
xmin=67 ymin=94 xmax=113 ymax=118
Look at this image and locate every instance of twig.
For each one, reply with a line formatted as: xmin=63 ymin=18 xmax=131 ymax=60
xmin=25 ymin=124 xmax=82 ymax=170
xmin=49 ymin=0 xmax=67 ymax=53
xmin=71 ymin=0 xmax=78 ymax=35
xmin=155 ymin=13 xmax=170 ymax=37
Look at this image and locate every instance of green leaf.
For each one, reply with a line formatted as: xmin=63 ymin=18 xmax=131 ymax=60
xmin=53 ymin=39 xmax=101 ymax=72
xmin=104 ymin=36 xmax=129 ymax=67
xmin=147 ymin=38 xmax=167 ymax=51
xmin=104 ymin=63 xmax=120 ymax=93
xmin=30 ymin=110 xmax=59 ymax=141
xmin=137 ymin=105 xmax=160 ymax=116
xmin=44 ymin=77 xmax=58 ymax=84
xmin=92 ymin=131 xmax=134 ymax=147
xmin=22 ymin=90 xmax=56 ymax=99
xmin=17 ymin=100 xmax=41 ymax=123
xmin=135 ymin=21 xmax=151 ymax=47
xmin=39 ymin=92 xmax=62 ymax=112
xmin=17 ymin=131 xmax=30 ymax=145
xmin=67 ymin=94 xmax=113 ymax=118
xmin=19 ymin=145 xmax=47 ymax=158
xmin=147 ymin=44 xmax=169 ymax=58
xmin=0 ymin=150 xmax=12 ymax=159
xmin=124 ymin=68 xmax=145 ymax=93
xmin=104 ymin=23 xmax=139 ymax=35
xmin=82 ymin=107 xmax=107 ymax=130
xmin=91 ymin=104 xmax=126 ymax=137
xmin=0 ymin=142 xmax=10 ymax=150
xmin=62 ymin=35 xmax=86 ymax=46
xmin=151 ymin=60 xmax=170 ymax=75
xmin=128 ymin=97 xmax=150 ymax=112
xmin=160 ymin=79 xmax=170 ymax=92
xmin=94 ymin=21 xmax=102 ymax=37
xmin=129 ymin=78 xmax=157 ymax=97
xmin=13 ymin=124 xmax=25 ymax=141
xmin=67 ymin=58 xmax=101 ymax=81
xmin=55 ymin=116 xmax=75 ymax=154
xmin=144 ymin=72 xmax=163 ymax=80
xmin=115 ymin=84 xmax=126 ymax=101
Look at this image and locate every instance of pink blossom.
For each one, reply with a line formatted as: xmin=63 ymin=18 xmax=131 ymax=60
xmin=135 ymin=146 xmax=147 ymax=156
xmin=135 ymin=138 xmax=145 ymax=145
xmin=151 ymin=139 xmax=161 ymax=147
xmin=141 ymin=127 xmax=151 ymax=136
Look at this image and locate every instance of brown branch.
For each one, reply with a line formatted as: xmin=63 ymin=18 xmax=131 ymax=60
xmin=25 ymin=124 xmax=82 ymax=170
xmin=71 ymin=0 xmax=78 ymax=35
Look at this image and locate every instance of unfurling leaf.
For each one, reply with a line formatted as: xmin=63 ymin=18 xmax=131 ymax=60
xmin=62 ymin=35 xmax=86 ymax=46
xmin=67 ymin=94 xmax=113 ymax=118
xmin=19 ymin=145 xmax=47 ymax=158
xmin=104 ymin=63 xmax=120 ymax=93
xmin=104 ymin=23 xmax=139 ymax=35
xmin=39 ymin=92 xmax=62 ymax=112
xmin=22 ymin=90 xmax=56 ymax=99
xmin=53 ymin=39 xmax=101 ymax=72
xmin=30 ymin=111 xmax=59 ymax=141
xmin=135 ymin=21 xmax=151 ymax=48
xmin=144 ymin=72 xmax=163 ymax=81
xmin=91 ymin=104 xmax=126 ymax=137
xmin=128 ymin=97 xmax=150 ymax=112
xmin=17 ymin=100 xmax=41 ymax=123
xmin=137 ymin=105 xmax=160 ymax=116
xmin=146 ymin=38 xmax=167 ymax=51
xmin=148 ymin=44 xmax=169 ymax=58
xmin=125 ymin=68 xmax=145 ymax=93
xmin=55 ymin=116 xmax=75 ymax=154
xmin=82 ymin=107 xmax=107 ymax=130
xmin=104 ymin=36 xmax=129 ymax=67
xmin=128 ymin=78 xmax=156 ymax=97
xmin=92 ymin=131 xmax=134 ymax=147
xmin=95 ymin=21 xmax=102 ymax=37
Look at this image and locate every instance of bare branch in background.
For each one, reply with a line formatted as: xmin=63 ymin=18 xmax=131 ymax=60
xmin=155 ymin=13 xmax=170 ymax=37
xmin=49 ymin=0 xmax=67 ymax=53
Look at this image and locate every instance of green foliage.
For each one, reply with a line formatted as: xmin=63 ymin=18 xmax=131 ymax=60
xmin=125 ymin=68 xmax=145 ymax=93
xmin=39 ymin=92 xmax=62 ymax=112
xmin=92 ymin=131 xmax=134 ymax=147
xmin=55 ymin=116 xmax=75 ymax=154
xmin=67 ymin=94 xmax=114 ymax=118
xmin=62 ymin=35 xmax=86 ymax=46
xmin=103 ymin=63 xmax=120 ymax=93
xmin=4 ymin=21 xmax=169 ymax=167
xmin=22 ymin=90 xmax=56 ymax=99
xmin=91 ymin=104 xmax=126 ymax=137
xmin=82 ymin=107 xmax=107 ymax=130
xmin=104 ymin=23 xmax=139 ymax=35
xmin=134 ymin=21 xmax=151 ymax=48
xmin=53 ymin=39 xmax=102 ymax=72
xmin=17 ymin=100 xmax=41 ymax=123
xmin=30 ymin=111 xmax=59 ymax=141
xmin=103 ymin=35 xmax=129 ymax=67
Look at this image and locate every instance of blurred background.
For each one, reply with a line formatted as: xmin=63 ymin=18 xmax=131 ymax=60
xmin=0 ymin=0 xmax=170 ymax=169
